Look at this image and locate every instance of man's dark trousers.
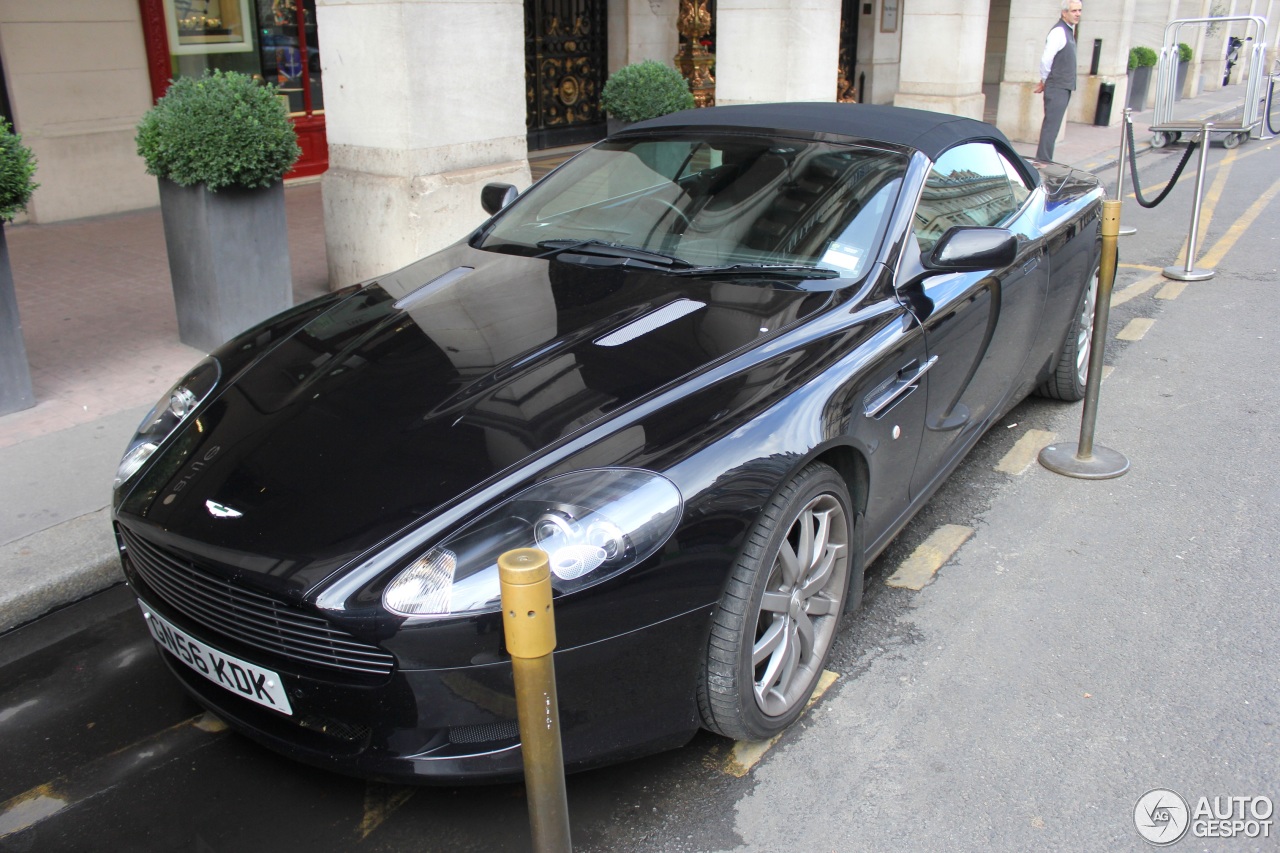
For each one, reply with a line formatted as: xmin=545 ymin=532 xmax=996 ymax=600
xmin=1037 ymin=87 xmax=1071 ymax=161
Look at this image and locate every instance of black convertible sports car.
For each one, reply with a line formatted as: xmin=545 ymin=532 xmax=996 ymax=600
xmin=114 ymin=103 xmax=1102 ymax=782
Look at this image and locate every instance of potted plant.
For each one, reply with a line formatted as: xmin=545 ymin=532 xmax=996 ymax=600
xmin=600 ymin=60 xmax=696 ymax=135
xmin=1175 ymin=42 xmax=1193 ymax=101
xmin=136 ymin=70 xmax=301 ymax=352
xmin=0 ymin=119 xmax=38 ymax=415
xmin=1127 ymin=46 xmax=1158 ymax=111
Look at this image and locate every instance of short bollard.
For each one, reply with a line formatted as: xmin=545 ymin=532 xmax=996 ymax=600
xmin=1040 ymin=199 xmax=1131 ymax=480
xmin=1163 ymin=121 xmax=1215 ymax=281
xmin=498 ymin=548 xmax=572 ymax=853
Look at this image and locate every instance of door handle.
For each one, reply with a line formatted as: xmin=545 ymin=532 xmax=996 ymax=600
xmin=863 ymin=355 xmax=938 ymax=419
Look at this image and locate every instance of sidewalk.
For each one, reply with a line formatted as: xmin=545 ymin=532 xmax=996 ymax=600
xmin=0 ymin=85 xmax=1258 ymax=633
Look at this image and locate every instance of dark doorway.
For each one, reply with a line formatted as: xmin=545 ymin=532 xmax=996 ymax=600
xmin=525 ymin=0 xmax=608 ymax=150
xmin=838 ymin=0 xmax=860 ymax=101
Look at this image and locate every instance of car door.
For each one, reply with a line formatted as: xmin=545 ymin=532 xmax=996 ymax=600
xmin=847 ymin=292 xmax=931 ymax=544
xmin=907 ymin=143 xmax=1048 ymax=498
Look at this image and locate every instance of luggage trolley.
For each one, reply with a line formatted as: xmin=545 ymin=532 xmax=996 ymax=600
xmin=1149 ymin=15 xmax=1270 ymax=149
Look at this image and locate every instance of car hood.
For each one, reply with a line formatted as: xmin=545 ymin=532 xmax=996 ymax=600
xmin=116 ymin=243 xmax=834 ymax=599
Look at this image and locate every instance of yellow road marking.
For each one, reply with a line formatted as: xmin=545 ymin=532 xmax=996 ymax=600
xmin=1197 ymin=171 xmax=1280 ymax=269
xmin=1118 ymin=263 xmax=1164 ymax=272
xmin=1175 ymin=148 xmax=1236 ymax=265
xmin=0 ymin=713 xmax=226 ymax=839
xmin=886 ymin=524 xmax=974 ymax=590
xmin=722 ymin=670 xmax=840 ymax=778
xmin=1157 ymin=281 xmax=1188 ymax=299
xmin=1101 ymin=365 xmax=1115 ymax=381
xmin=995 ymin=429 xmax=1057 ymax=475
xmin=360 ymin=784 xmax=416 ymax=839
xmin=1110 ymin=271 xmax=1165 ymax=307
xmin=0 ymin=785 xmax=66 ymax=839
xmin=1126 ymin=134 xmax=1273 ymax=202
xmin=1117 ymin=318 xmax=1155 ymax=341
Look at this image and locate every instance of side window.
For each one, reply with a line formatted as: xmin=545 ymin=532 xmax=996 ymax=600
xmin=998 ymin=150 xmax=1032 ymax=209
xmin=913 ymin=142 xmax=1019 ymax=253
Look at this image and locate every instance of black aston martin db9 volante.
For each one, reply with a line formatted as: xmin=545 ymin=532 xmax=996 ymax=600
xmin=114 ymin=103 xmax=1102 ymax=782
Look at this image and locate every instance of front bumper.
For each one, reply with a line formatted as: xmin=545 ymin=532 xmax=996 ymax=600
xmin=136 ymin=585 xmax=711 ymax=783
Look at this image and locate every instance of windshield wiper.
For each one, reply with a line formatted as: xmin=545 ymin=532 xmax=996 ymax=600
xmin=536 ymin=239 xmax=692 ymax=269
xmin=670 ymin=263 xmax=841 ymax=280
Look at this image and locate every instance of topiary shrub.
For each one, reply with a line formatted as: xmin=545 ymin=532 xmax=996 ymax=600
xmin=600 ymin=60 xmax=695 ymax=123
xmin=1178 ymin=42 xmax=1194 ymax=63
xmin=136 ymin=70 xmax=300 ymax=192
xmin=0 ymin=120 xmax=38 ymax=222
xmin=1128 ymin=46 xmax=1158 ymax=70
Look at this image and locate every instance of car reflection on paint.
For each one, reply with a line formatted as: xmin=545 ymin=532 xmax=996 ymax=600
xmin=112 ymin=103 xmax=1102 ymax=783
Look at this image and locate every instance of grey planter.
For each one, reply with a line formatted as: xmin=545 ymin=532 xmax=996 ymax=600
xmin=158 ymin=178 xmax=293 ymax=353
xmin=1126 ymin=66 xmax=1153 ymax=110
xmin=1175 ymin=60 xmax=1189 ymax=101
xmin=0 ymin=223 xmax=35 ymax=415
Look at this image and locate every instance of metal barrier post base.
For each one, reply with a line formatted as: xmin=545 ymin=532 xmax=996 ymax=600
xmin=1119 ymin=226 xmax=1137 ymax=236
xmin=1162 ymin=265 xmax=1214 ymax=281
xmin=1038 ymin=442 xmax=1131 ymax=480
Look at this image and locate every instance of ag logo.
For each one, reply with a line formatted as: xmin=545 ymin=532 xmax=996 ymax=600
xmin=1135 ymin=789 xmax=1190 ymax=846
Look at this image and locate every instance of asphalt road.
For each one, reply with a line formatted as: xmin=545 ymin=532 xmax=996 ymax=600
xmin=1 ymin=137 xmax=1277 ymax=853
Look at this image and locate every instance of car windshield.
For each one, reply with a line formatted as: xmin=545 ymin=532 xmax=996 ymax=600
xmin=478 ymin=134 xmax=908 ymax=281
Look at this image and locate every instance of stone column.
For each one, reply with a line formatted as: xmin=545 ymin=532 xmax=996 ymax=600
xmin=995 ymin=6 xmax=1052 ymax=144
xmin=892 ymin=0 xmax=988 ymax=119
xmin=1069 ymin=0 xmax=1136 ymax=125
xmin=607 ymin=0 xmax=680 ymax=72
xmin=715 ymin=0 xmax=842 ymax=104
xmin=856 ymin=1 xmax=902 ymax=104
xmin=317 ymin=0 xmax=532 ymax=288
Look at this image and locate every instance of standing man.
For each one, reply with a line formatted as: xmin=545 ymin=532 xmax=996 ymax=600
xmin=1035 ymin=0 xmax=1082 ymax=161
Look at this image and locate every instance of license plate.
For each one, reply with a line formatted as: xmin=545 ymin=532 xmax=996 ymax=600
xmin=139 ymin=601 xmax=293 ymax=715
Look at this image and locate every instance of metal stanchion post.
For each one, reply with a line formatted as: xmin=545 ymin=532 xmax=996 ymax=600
xmin=498 ymin=548 xmax=572 ymax=853
xmin=1039 ymin=199 xmax=1131 ymax=480
xmin=1163 ymin=121 xmax=1216 ymax=281
xmin=1116 ymin=108 xmax=1137 ymax=236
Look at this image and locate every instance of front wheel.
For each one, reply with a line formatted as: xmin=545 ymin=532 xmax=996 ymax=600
xmin=698 ymin=463 xmax=853 ymax=741
xmin=1035 ymin=264 xmax=1098 ymax=402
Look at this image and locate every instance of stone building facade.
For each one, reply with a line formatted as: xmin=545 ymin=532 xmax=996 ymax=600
xmin=1 ymin=0 xmax=1276 ymax=284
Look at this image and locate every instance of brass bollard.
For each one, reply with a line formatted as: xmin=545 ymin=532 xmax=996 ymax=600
xmin=498 ymin=548 xmax=572 ymax=852
xmin=1039 ymin=199 xmax=1131 ymax=480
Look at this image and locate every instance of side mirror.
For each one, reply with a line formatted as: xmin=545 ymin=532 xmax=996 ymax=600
xmin=480 ymin=183 xmax=519 ymax=216
xmin=922 ymin=226 xmax=1018 ymax=272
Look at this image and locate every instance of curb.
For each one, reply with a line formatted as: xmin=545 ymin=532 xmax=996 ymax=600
xmin=0 ymin=508 xmax=123 ymax=634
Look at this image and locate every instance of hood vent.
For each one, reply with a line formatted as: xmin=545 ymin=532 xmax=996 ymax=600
xmin=393 ymin=266 xmax=475 ymax=311
xmin=595 ymin=299 xmax=706 ymax=347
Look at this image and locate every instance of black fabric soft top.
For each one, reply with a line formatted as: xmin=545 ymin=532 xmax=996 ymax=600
xmin=626 ymin=102 xmax=1018 ymax=164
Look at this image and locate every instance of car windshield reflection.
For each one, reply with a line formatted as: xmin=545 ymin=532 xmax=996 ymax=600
xmin=479 ymin=134 xmax=908 ymax=282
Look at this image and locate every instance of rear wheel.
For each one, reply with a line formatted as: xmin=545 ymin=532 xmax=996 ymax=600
xmin=1035 ymin=264 xmax=1098 ymax=401
xmin=699 ymin=463 xmax=852 ymax=741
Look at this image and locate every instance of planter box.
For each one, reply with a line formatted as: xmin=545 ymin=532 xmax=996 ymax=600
xmin=0 ymin=223 xmax=35 ymax=415
xmin=1126 ymin=66 xmax=1153 ymax=111
xmin=158 ymin=179 xmax=293 ymax=353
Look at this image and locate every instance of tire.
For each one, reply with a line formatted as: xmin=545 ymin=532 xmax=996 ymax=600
xmin=1150 ymin=131 xmax=1168 ymax=149
xmin=698 ymin=463 xmax=853 ymax=741
xmin=1035 ymin=263 xmax=1098 ymax=402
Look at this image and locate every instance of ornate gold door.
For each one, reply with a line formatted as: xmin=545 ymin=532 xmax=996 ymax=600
xmin=525 ymin=0 xmax=607 ymax=150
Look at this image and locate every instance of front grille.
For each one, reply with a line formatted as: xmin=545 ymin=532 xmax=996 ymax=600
xmin=120 ymin=525 xmax=394 ymax=677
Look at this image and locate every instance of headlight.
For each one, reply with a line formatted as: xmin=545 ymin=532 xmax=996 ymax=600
xmin=383 ymin=469 xmax=682 ymax=617
xmin=113 ymin=357 xmax=220 ymax=489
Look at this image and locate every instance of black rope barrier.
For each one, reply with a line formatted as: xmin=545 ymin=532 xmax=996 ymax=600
xmin=1267 ymin=76 xmax=1279 ymax=137
xmin=1126 ymin=118 xmax=1200 ymax=209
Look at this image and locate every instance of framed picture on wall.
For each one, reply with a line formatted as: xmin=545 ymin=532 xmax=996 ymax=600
xmin=881 ymin=0 xmax=899 ymax=33
xmin=162 ymin=0 xmax=255 ymax=55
